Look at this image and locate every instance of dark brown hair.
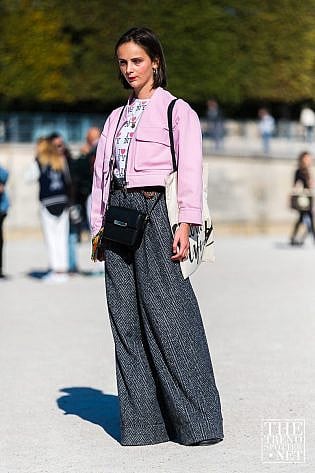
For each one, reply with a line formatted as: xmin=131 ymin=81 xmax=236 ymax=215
xmin=115 ymin=27 xmax=167 ymax=89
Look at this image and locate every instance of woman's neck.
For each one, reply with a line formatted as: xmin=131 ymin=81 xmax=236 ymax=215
xmin=133 ymin=83 xmax=155 ymax=100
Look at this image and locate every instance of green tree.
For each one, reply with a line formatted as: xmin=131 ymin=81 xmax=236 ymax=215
xmin=50 ymin=0 xmax=240 ymax=105
xmin=226 ymin=0 xmax=315 ymax=101
xmin=1 ymin=0 xmax=315 ymax=108
xmin=0 ymin=0 xmax=72 ymax=104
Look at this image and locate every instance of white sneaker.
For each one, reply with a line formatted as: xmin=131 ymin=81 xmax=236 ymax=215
xmin=42 ymin=272 xmax=69 ymax=284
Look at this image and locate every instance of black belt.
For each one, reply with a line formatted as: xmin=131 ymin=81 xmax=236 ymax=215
xmin=111 ymin=174 xmax=164 ymax=196
xmin=112 ymin=182 xmax=164 ymax=197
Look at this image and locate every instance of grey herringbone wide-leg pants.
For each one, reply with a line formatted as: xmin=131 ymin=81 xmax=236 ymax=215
xmin=104 ymin=189 xmax=224 ymax=446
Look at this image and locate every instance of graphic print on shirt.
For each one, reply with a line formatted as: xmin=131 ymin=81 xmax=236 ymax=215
xmin=114 ymin=99 xmax=149 ymax=179
xmin=48 ymin=169 xmax=64 ymax=191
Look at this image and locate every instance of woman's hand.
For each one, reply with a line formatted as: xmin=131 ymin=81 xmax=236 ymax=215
xmin=171 ymin=223 xmax=190 ymax=262
xmin=91 ymin=228 xmax=105 ymax=262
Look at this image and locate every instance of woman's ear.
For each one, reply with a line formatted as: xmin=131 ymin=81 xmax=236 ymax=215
xmin=153 ymin=57 xmax=159 ymax=69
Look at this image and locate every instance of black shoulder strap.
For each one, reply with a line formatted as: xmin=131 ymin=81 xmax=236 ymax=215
xmin=167 ymin=98 xmax=178 ymax=172
xmin=101 ymin=105 xmax=125 ymax=207
xmin=110 ymin=105 xmax=126 ymax=159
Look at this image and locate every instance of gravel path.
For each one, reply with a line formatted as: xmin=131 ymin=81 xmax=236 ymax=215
xmin=1 ymin=235 xmax=314 ymax=473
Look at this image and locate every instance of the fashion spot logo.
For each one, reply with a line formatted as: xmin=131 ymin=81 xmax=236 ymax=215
xmin=261 ymin=419 xmax=305 ymax=463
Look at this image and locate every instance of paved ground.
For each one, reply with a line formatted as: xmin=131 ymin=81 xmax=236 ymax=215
xmin=1 ymin=235 xmax=314 ymax=473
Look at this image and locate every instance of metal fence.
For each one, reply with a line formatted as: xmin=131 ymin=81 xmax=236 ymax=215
xmin=0 ymin=112 xmax=307 ymax=145
xmin=0 ymin=112 xmax=107 ymax=143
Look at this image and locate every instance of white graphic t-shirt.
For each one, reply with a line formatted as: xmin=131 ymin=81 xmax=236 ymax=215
xmin=113 ymin=97 xmax=150 ymax=180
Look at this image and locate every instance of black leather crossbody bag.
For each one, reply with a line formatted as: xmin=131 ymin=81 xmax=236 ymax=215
xmin=104 ymin=204 xmax=147 ymax=249
xmin=103 ymin=189 xmax=163 ymax=249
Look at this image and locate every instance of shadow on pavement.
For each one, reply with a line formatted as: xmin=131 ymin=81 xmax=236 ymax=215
xmin=57 ymin=387 xmax=120 ymax=443
xmin=26 ymin=269 xmax=50 ymax=279
xmin=26 ymin=269 xmax=104 ymax=279
xmin=273 ymin=241 xmax=306 ymax=250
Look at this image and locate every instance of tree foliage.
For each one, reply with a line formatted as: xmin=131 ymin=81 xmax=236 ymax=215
xmin=1 ymin=0 xmax=315 ymax=109
xmin=0 ymin=0 xmax=72 ymax=104
xmin=226 ymin=0 xmax=315 ymax=101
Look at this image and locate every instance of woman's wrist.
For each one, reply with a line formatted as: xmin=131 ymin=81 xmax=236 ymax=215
xmin=179 ymin=222 xmax=190 ymax=237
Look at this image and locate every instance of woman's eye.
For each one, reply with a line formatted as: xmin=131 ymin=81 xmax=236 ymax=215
xmin=133 ymin=59 xmax=142 ymax=64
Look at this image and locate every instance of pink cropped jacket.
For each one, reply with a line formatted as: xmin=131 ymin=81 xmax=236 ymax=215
xmin=90 ymin=86 xmax=203 ymax=236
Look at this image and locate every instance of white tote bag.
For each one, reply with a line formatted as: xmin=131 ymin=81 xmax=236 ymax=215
xmin=165 ymin=99 xmax=214 ymax=279
xmin=165 ymin=162 xmax=215 ymax=279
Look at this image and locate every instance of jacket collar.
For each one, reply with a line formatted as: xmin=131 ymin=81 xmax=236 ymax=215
xmin=122 ymin=86 xmax=164 ymax=121
xmin=115 ymin=87 xmax=174 ymax=136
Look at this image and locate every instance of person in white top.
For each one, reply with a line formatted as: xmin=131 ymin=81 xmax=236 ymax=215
xmin=258 ymin=107 xmax=275 ymax=155
xmin=300 ymin=106 xmax=315 ymax=143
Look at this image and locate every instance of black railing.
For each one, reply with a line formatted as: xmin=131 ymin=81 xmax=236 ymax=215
xmin=0 ymin=112 xmax=107 ymax=143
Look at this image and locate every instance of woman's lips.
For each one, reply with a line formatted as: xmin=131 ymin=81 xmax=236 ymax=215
xmin=128 ymin=77 xmax=137 ymax=82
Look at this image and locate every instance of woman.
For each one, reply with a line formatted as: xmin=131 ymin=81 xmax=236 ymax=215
xmin=32 ymin=138 xmax=71 ymax=282
xmin=91 ymin=27 xmax=224 ymax=446
xmin=290 ymin=151 xmax=315 ymax=245
xmin=0 ymin=164 xmax=9 ymax=279
xmin=47 ymin=132 xmax=79 ymax=274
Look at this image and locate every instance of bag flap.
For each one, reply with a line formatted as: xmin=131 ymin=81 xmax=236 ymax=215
xmin=106 ymin=206 xmax=146 ymax=229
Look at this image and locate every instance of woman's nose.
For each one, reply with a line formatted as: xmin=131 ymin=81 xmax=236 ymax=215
xmin=126 ymin=61 xmax=134 ymax=74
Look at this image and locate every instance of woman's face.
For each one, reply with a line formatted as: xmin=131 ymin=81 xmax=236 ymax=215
xmin=117 ymin=41 xmax=158 ymax=94
xmin=302 ymin=154 xmax=312 ymax=167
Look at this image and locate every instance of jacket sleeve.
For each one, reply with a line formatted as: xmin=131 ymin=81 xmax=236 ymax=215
xmin=0 ymin=166 xmax=9 ymax=185
xmin=90 ymin=115 xmax=111 ymax=236
xmin=176 ymin=100 xmax=203 ymax=225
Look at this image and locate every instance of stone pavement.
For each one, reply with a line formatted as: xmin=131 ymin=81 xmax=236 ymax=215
xmin=1 ymin=235 xmax=314 ymax=473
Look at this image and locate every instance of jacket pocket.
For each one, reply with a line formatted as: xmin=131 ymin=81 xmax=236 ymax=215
xmin=134 ymin=126 xmax=172 ymax=171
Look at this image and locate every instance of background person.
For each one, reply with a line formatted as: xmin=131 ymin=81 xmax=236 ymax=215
xmin=290 ymin=151 xmax=315 ymax=245
xmin=0 ymin=164 xmax=10 ymax=279
xmin=47 ymin=132 xmax=79 ymax=274
xmin=32 ymin=138 xmax=71 ymax=282
xmin=91 ymin=27 xmax=224 ymax=447
xmin=206 ymin=98 xmax=224 ymax=150
xmin=258 ymin=107 xmax=275 ymax=154
xmin=71 ymin=126 xmax=103 ymax=275
xmin=72 ymin=127 xmax=101 ymax=227
xmin=300 ymin=105 xmax=315 ymax=143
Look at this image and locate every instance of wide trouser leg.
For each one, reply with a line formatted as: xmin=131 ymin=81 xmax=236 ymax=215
xmin=290 ymin=211 xmax=304 ymax=243
xmin=134 ymin=193 xmax=224 ymax=445
xmin=40 ymin=206 xmax=69 ymax=272
xmin=104 ymin=190 xmax=224 ymax=446
xmin=104 ymin=196 xmax=170 ymax=445
xmin=53 ymin=209 xmax=69 ymax=271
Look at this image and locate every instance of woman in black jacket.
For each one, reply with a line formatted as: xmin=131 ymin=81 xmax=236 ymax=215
xmin=290 ymin=151 xmax=314 ymax=245
xmin=0 ymin=165 xmax=9 ymax=279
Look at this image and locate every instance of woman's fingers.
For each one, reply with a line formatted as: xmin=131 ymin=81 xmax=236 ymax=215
xmin=171 ymin=230 xmax=190 ymax=261
xmin=171 ymin=246 xmax=189 ymax=261
xmin=172 ymin=231 xmax=180 ymax=255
